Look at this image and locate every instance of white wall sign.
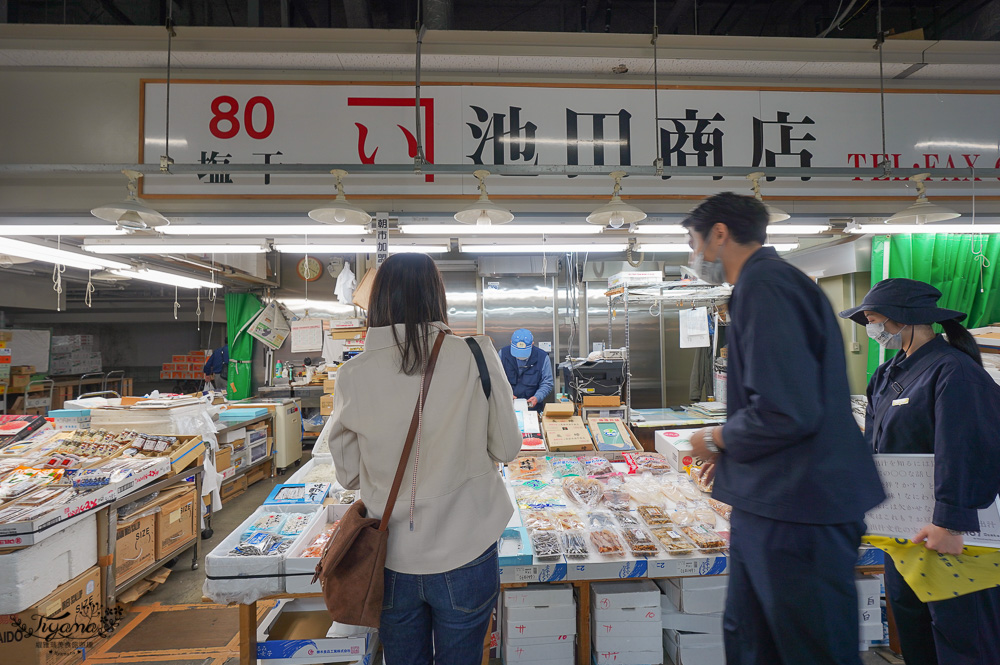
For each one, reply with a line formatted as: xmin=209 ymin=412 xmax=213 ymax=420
xmin=140 ymin=81 xmax=1000 ymax=198
xmin=866 ymin=454 xmax=1000 ymax=548
xmin=375 ymin=212 xmax=389 ymax=268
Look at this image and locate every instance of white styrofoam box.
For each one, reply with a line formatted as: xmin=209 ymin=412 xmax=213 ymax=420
xmin=591 ymin=619 xmax=663 ymax=639
xmin=502 ymin=634 xmax=571 ymax=647
xmin=505 ymin=604 xmax=575 ymax=623
xmin=218 ymin=427 xmax=247 ymax=444
xmin=592 ymin=633 xmax=663 ymax=653
xmin=859 ymin=621 xmax=883 ymax=642
xmin=285 ymin=504 xmax=352 ymax=593
xmin=655 ymin=429 xmax=696 ymax=471
xmin=663 ymin=629 xmax=725 ymax=665
xmin=656 ymin=577 xmax=728 ymax=615
xmin=591 ymin=580 xmax=661 ymax=611
xmin=660 ymin=596 xmax=723 ymax=634
xmin=594 ymin=648 xmax=663 ymax=665
xmin=204 ymin=504 xmax=324 ymax=605
xmin=257 ymin=598 xmax=378 ymax=665
xmin=503 ymin=583 xmax=574 ymax=608
xmin=503 ymin=617 xmax=575 ymax=640
xmin=0 ymin=513 xmax=97 ymax=614
xmin=856 ymin=576 xmax=881 ymax=610
xmin=593 ymin=605 xmax=662 ymax=624
xmin=502 ymin=639 xmax=574 ymax=663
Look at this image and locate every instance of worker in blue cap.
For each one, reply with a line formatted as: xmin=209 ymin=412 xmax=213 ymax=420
xmin=499 ymin=329 xmax=553 ymax=412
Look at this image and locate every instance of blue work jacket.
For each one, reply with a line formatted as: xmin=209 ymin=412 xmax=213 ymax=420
xmin=499 ymin=345 xmax=553 ymax=407
xmin=866 ymin=335 xmax=1000 ymax=532
xmin=715 ymin=247 xmax=886 ymax=524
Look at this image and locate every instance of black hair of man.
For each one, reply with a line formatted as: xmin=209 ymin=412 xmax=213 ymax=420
xmin=682 ymin=192 xmax=769 ymax=245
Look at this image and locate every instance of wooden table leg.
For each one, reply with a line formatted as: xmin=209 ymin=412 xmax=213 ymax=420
xmin=240 ymin=602 xmax=257 ymax=665
xmin=575 ymin=581 xmax=590 ymax=665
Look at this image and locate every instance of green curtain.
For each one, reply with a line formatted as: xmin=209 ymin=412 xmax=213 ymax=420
xmin=226 ymin=293 xmax=262 ymax=400
xmin=866 ymin=234 xmax=1000 ymax=378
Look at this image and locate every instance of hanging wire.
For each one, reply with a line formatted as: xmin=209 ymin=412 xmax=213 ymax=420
xmin=970 ymin=168 xmax=991 ymax=293
xmin=84 ymin=270 xmax=94 ymax=308
xmin=173 ymin=285 xmax=180 ymax=320
xmin=875 ymin=0 xmax=889 ymax=174
xmin=52 ymin=263 xmax=65 ymax=312
xmin=413 ymin=0 xmax=427 ymax=169
xmin=208 ymin=254 xmax=218 ymax=301
xmin=196 ymin=288 xmax=202 ymax=331
xmin=163 ymin=0 xmax=176 ymax=170
xmin=651 ymin=0 xmax=662 ymax=175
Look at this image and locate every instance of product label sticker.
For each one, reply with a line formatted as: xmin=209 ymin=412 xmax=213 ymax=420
xmin=891 ymin=398 xmax=909 ymax=406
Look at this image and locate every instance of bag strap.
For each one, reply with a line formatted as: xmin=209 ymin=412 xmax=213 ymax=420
xmin=379 ymin=329 xmax=447 ymax=531
xmin=465 ymin=337 xmax=492 ymax=400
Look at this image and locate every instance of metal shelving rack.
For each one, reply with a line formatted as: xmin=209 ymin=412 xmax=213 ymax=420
xmin=606 ymin=281 xmax=732 ymax=414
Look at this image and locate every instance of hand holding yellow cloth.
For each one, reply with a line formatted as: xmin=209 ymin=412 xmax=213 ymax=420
xmin=864 ymin=535 xmax=1000 ymax=602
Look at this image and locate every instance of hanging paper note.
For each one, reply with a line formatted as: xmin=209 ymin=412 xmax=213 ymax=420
xmin=679 ymin=307 xmax=711 ymax=348
xmin=291 ymin=318 xmax=324 ymax=354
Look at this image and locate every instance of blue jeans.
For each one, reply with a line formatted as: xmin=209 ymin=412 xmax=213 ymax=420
xmin=380 ymin=544 xmax=499 ymax=665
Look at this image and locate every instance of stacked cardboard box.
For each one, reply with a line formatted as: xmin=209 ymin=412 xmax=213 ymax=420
xmin=541 ymin=403 xmax=594 ymax=453
xmin=503 ymin=584 xmax=576 ymax=665
xmin=657 ymin=576 xmax=726 ymax=665
xmin=591 ymin=580 xmax=663 ymax=665
xmin=857 ymin=575 xmax=885 ymax=647
xmin=160 ymin=350 xmax=211 ymax=381
xmin=9 ymin=365 xmax=36 ymax=390
xmin=50 ymin=335 xmax=102 ymax=376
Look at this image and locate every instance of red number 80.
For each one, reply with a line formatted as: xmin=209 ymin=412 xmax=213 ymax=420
xmin=209 ymin=95 xmax=275 ymax=140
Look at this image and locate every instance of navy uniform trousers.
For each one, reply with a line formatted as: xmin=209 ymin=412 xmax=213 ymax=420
xmin=884 ymin=556 xmax=1000 ymax=665
xmin=724 ymin=509 xmax=866 ymax=665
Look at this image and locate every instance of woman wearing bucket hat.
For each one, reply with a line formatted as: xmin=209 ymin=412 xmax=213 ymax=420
xmin=840 ymin=278 xmax=1000 ymax=665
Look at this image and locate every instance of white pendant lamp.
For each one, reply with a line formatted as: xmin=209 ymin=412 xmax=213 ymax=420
xmin=308 ymin=170 xmax=373 ymax=225
xmin=747 ymin=172 xmax=790 ymax=222
xmin=587 ymin=171 xmax=646 ymax=228
xmin=91 ymin=170 xmax=170 ymax=231
xmin=885 ymin=173 xmax=960 ymax=224
xmin=454 ymin=170 xmax=513 ymax=225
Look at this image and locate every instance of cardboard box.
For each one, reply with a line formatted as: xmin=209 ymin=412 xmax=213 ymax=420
xmin=257 ymin=597 xmax=375 ymax=664
xmin=661 ymin=596 xmax=723 ymax=634
xmin=542 ymin=415 xmax=594 ymax=452
xmin=153 ymin=486 xmax=197 ymax=560
xmin=323 ymin=378 xmax=337 ymax=394
xmin=504 ymin=617 xmax=575 ymax=639
xmin=11 ymin=374 xmax=31 ymax=389
xmin=0 ymin=566 xmax=102 ymax=665
xmin=663 ymin=629 xmax=724 ymax=665
xmin=655 ymin=429 xmax=698 ymax=471
xmin=588 ymin=417 xmax=637 ymax=452
xmin=583 ymin=396 xmax=621 ymax=408
xmin=116 ymin=511 xmax=156 ymax=583
xmin=657 ymin=576 xmax=728 ymax=615
xmin=11 ymin=365 xmax=35 ymax=375
xmin=543 ymin=402 xmax=575 ymax=418
xmin=592 ymin=605 xmax=662 ymax=623
xmin=320 ymin=393 xmax=334 ymax=416
xmin=216 ymin=444 xmax=233 ymax=471
xmin=221 ymin=475 xmax=247 ymax=502
xmin=329 ymin=327 xmax=367 ymax=341
xmin=594 ymin=648 xmax=663 ymax=665
xmin=859 ymin=620 xmax=884 ymax=642
xmin=503 ymin=584 xmax=574 ymax=608
xmin=592 ymin=633 xmax=663 ymax=653
xmin=591 ymin=580 xmax=661 ymax=611
xmin=505 ymin=604 xmax=575 ymax=623
xmin=502 ymin=639 xmax=574 ymax=663
xmin=591 ymin=619 xmax=663 ymax=638
xmin=856 ymin=576 xmax=881 ymax=610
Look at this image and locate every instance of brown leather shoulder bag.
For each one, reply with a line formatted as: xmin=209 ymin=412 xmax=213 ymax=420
xmin=312 ymin=330 xmax=446 ymax=628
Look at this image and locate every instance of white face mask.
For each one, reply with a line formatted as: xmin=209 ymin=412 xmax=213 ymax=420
xmin=688 ymin=240 xmax=726 ymax=285
xmin=866 ymin=322 xmax=907 ymax=350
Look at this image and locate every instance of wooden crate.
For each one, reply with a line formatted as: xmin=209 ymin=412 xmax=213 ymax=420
xmin=220 ymin=475 xmax=247 ymax=504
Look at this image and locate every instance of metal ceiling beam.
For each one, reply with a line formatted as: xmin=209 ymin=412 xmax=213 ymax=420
xmin=1 ymin=163 xmax=997 ymax=179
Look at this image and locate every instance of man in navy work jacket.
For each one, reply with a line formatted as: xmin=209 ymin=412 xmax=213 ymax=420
xmin=499 ymin=328 xmax=553 ymax=412
xmin=203 ymin=342 xmax=229 ymax=391
xmin=684 ymin=193 xmax=886 ymax=665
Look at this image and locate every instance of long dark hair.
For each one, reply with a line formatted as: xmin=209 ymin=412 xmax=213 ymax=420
xmin=367 ymin=254 xmax=449 ymax=375
xmin=940 ymin=319 xmax=983 ymax=367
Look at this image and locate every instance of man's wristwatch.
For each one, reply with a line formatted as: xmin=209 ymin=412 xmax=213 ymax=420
xmin=947 ymin=529 xmax=964 ymax=536
xmin=703 ymin=428 xmax=720 ymax=455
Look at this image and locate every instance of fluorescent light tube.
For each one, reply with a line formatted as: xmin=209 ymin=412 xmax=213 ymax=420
xmin=273 ymin=243 xmax=449 ymax=254
xmin=401 ymin=224 xmax=602 ymax=235
xmin=0 ymin=225 xmax=128 ymax=236
xmin=635 ymin=224 xmax=829 ymax=236
xmin=460 ymin=243 xmax=627 ymax=254
xmin=847 ymin=224 xmax=1000 ymax=235
xmin=85 ymin=241 xmax=268 ymax=254
xmin=765 ymin=243 xmax=799 ymax=252
xmin=636 ymin=243 xmax=692 ymax=253
xmin=161 ymin=225 xmax=368 ymax=236
xmin=633 ymin=225 xmax=688 ymax=235
xmin=111 ymin=268 xmax=222 ymax=289
xmin=0 ymin=238 xmax=130 ymax=270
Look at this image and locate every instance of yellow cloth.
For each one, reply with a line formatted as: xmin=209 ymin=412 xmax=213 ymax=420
xmin=864 ymin=535 xmax=1000 ymax=602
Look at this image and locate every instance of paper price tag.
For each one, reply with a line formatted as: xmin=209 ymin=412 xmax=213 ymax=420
xmin=513 ymin=566 xmax=539 ymax=583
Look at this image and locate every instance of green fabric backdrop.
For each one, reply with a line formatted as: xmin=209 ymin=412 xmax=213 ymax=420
xmin=226 ymin=293 xmax=262 ymax=400
xmin=867 ymin=234 xmax=1000 ymax=379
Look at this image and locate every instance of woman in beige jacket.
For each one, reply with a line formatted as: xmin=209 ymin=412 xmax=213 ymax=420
xmin=328 ymin=253 xmax=521 ymax=665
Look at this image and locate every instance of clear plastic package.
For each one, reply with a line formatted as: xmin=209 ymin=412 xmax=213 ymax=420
xmin=649 ymin=527 xmax=695 ymax=555
xmin=603 ymin=488 xmax=631 ymax=511
xmin=561 ymin=530 xmax=590 ymax=557
xmin=680 ymin=524 xmax=728 ymax=552
xmin=563 ymin=477 xmax=604 ymax=507
xmin=637 ymin=504 xmax=672 ymax=526
xmin=530 ymin=530 xmax=562 ymax=559
xmin=548 ymin=457 xmax=584 ymax=478
xmin=622 ymin=527 xmax=659 ymax=555
xmin=588 ymin=528 xmax=625 ymax=556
